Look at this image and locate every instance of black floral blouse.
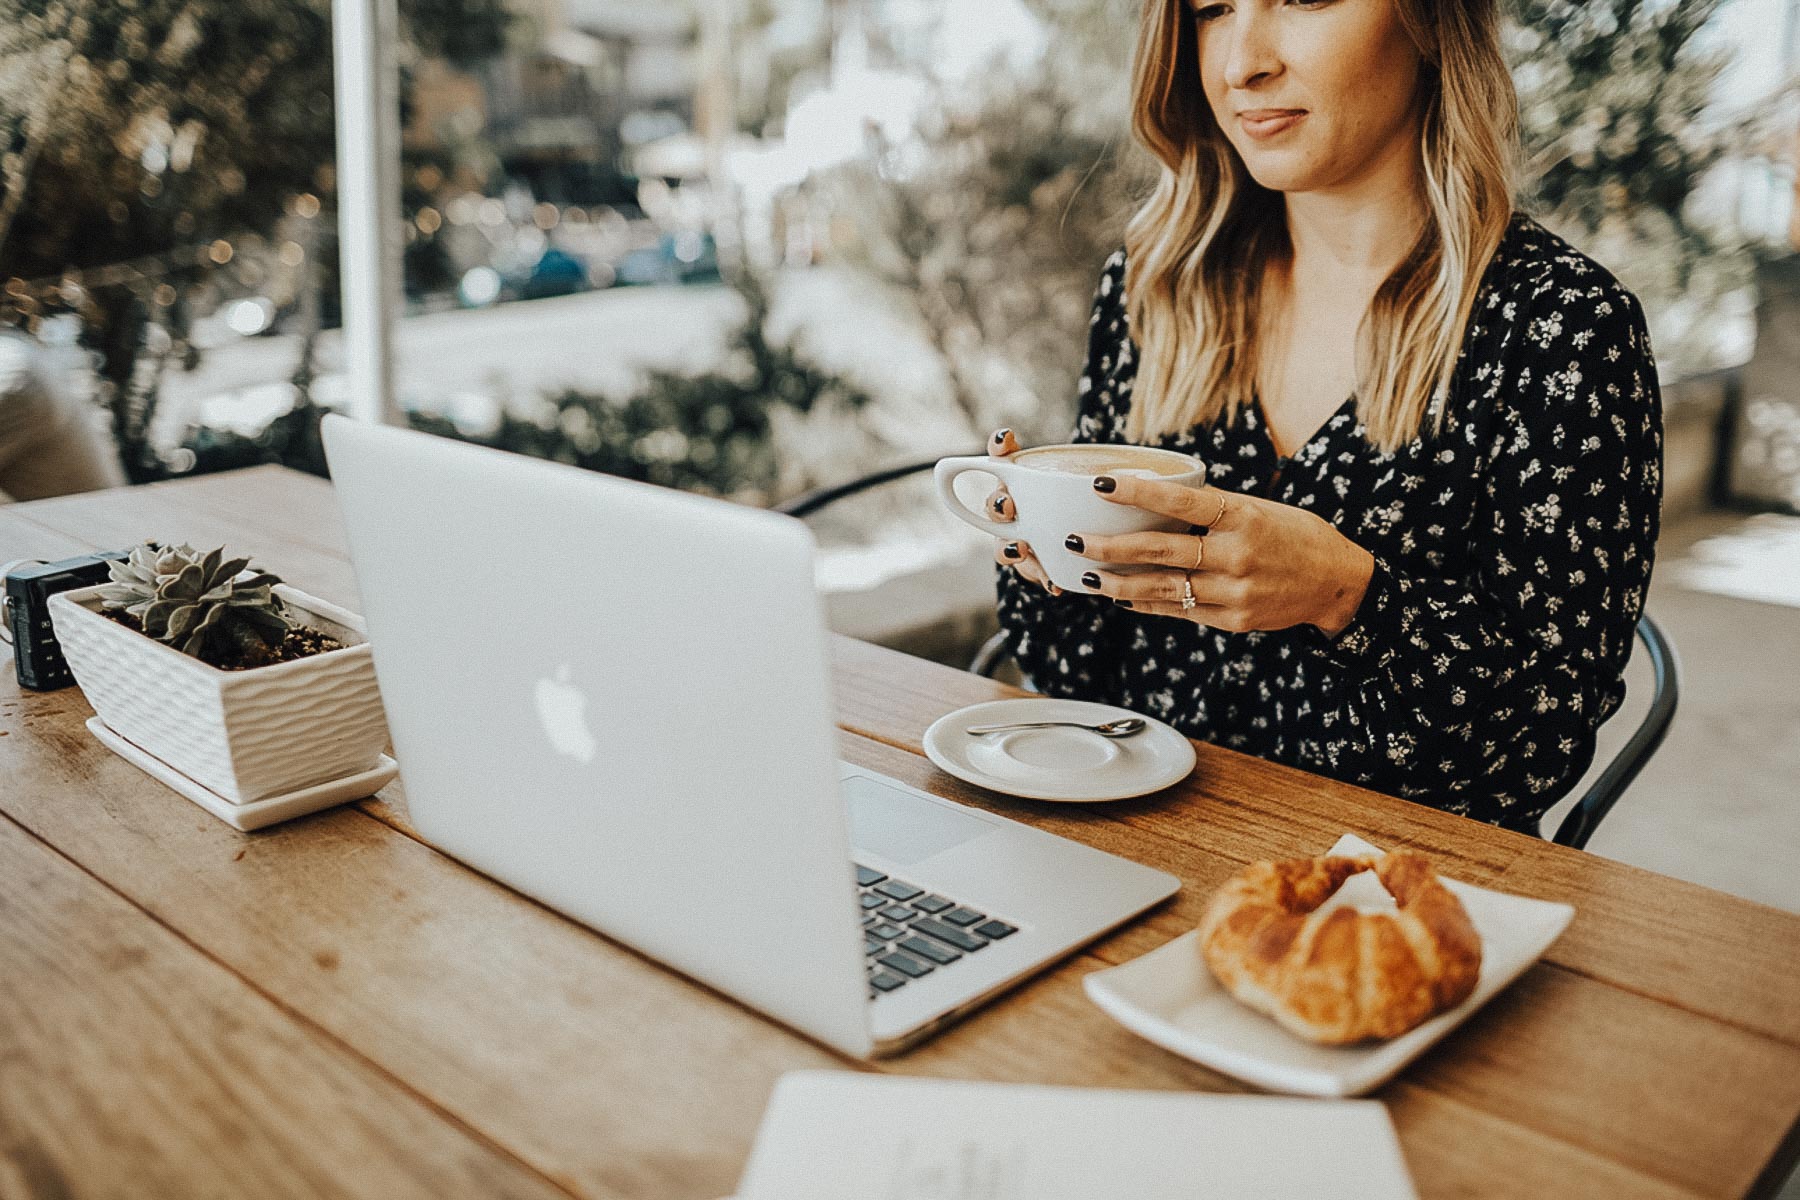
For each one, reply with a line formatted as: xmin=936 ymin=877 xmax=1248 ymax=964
xmin=998 ymin=212 xmax=1663 ymax=834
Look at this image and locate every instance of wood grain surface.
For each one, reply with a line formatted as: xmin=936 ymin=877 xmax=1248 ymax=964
xmin=2 ymin=466 xmax=1797 ymax=1200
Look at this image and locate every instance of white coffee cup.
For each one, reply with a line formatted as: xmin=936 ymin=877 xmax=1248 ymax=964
xmin=935 ymin=443 xmax=1208 ymax=591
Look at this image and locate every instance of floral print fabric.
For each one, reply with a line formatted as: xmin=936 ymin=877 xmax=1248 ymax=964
xmin=997 ymin=213 xmax=1663 ymax=834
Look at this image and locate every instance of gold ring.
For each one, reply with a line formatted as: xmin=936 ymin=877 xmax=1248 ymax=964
xmin=1207 ymin=491 xmax=1228 ymax=528
xmin=1192 ymin=537 xmax=1206 ymax=570
xmin=1181 ymin=573 xmax=1197 ymax=611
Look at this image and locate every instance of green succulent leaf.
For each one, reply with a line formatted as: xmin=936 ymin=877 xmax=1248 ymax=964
xmin=165 ymin=604 xmax=202 ymax=640
xmin=165 ymin=562 xmax=206 ymax=602
xmin=142 ymin=600 xmax=181 ymax=638
xmin=114 ymin=542 xmax=293 ymax=662
xmin=240 ymin=607 xmax=290 ymax=641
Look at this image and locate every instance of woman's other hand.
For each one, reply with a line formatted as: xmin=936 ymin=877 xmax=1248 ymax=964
xmin=983 ymin=429 xmax=1062 ymax=596
xmin=1069 ymin=473 xmax=1374 ymax=636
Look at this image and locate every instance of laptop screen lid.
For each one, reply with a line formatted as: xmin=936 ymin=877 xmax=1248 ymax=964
xmin=322 ymin=415 xmax=872 ymax=1058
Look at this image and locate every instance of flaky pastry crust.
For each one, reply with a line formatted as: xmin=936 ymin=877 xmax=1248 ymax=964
xmin=1196 ymin=852 xmax=1483 ymax=1044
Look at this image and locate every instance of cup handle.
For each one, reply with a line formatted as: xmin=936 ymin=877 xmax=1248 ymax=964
xmin=934 ymin=456 xmax=1017 ymax=536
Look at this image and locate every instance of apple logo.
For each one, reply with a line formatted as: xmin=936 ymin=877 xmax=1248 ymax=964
xmin=534 ymin=663 xmax=597 ymax=764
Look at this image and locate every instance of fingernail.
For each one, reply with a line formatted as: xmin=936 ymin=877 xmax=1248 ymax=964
xmin=1046 ymin=583 xmax=1062 ymax=596
xmin=1002 ymin=542 xmax=1021 ymax=560
xmin=992 ymin=429 xmax=1011 ymax=447
xmin=1093 ymin=475 xmax=1116 ymax=494
xmin=1064 ymin=534 xmax=1085 ymax=553
xmin=991 ymin=494 xmax=1007 ymax=515
xmin=1081 ymin=571 xmax=1101 ymax=590
xmin=1113 ymin=599 xmax=1134 ymax=609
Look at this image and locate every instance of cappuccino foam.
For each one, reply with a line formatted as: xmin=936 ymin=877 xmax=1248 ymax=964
xmin=1016 ymin=446 xmax=1195 ymax=478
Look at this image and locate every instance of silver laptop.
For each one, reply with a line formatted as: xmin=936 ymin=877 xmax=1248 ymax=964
xmin=322 ymin=415 xmax=1178 ymax=1057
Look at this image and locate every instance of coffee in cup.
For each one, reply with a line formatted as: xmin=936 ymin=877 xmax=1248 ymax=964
xmin=935 ymin=442 xmax=1207 ymax=591
xmin=1011 ymin=445 xmax=1196 ymax=479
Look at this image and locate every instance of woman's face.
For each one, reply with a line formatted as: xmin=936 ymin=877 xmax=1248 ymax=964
xmin=1189 ymin=0 xmax=1424 ymax=195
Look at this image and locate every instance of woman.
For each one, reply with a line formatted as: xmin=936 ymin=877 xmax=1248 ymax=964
xmin=986 ymin=0 xmax=1662 ymax=834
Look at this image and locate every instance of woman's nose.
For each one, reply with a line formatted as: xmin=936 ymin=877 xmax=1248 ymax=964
xmin=1221 ymin=10 xmax=1283 ymax=91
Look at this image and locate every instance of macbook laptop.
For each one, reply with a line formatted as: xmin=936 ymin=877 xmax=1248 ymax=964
xmin=321 ymin=415 xmax=1178 ymax=1056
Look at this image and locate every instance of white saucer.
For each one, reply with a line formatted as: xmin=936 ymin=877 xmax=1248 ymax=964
xmin=87 ymin=717 xmax=399 ymax=832
xmin=922 ymin=698 xmax=1196 ymax=802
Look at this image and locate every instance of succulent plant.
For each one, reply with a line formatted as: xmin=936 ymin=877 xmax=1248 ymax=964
xmin=97 ymin=543 xmax=291 ymax=664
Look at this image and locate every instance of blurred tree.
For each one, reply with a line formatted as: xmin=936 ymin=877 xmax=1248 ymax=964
xmin=821 ymin=60 xmax=1143 ymax=447
xmin=0 ymin=0 xmax=508 ymax=481
xmin=1509 ymin=0 xmax=1758 ymax=376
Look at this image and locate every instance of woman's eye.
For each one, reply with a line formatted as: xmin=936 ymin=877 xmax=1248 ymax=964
xmin=1193 ymin=3 xmax=1229 ymax=21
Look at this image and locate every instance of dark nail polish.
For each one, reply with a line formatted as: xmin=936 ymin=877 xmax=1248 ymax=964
xmin=1002 ymin=542 xmax=1021 ymax=560
xmin=991 ymin=495 xmax=1007 ymax=514
xmin=1093 ymin=475 xmax=1116 ymax=494
xmin=1081 ymin=571 xmax=1101 ymax=590
xmin=1064 ymin=534 xmax=1085 ymax=553
xmin=992 ymin=428 xmax=1011 ymax=445
xmin=1113 ymin=599 xmax=1134 ymax=609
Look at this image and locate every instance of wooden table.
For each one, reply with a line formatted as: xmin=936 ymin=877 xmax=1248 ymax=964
xmin=3 ymin=466 xmax=1798 ymax=1200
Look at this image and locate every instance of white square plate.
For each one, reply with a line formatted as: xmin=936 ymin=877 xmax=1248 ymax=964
xmin=1083 ymin=833 xmax=1575 ymax=1096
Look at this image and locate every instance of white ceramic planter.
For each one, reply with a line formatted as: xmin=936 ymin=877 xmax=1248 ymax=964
xmin=49 ymin=583 xmax=389 ymax=804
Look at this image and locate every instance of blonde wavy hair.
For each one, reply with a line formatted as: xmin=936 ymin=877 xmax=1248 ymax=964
xmin=1123 ymin=0 xmax=1519 ymax=451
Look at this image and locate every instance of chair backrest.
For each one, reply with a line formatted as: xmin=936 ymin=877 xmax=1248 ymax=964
xmin=1550 ymin=614 xmax=1680 ymax=849
xmin=782 ymin=458 xmax=1681 ymax=850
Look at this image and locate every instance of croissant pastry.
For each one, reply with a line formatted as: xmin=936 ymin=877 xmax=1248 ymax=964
xmin=1197 ymin=851 xmax=1483 ymax=1044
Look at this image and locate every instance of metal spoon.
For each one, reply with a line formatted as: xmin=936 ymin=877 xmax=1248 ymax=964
xmin=965 ymin=717 xmax=1147 ymax=738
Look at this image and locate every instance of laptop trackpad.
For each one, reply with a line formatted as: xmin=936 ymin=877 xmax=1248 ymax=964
xmin=843 ymin=775 xmax=997 ymax=865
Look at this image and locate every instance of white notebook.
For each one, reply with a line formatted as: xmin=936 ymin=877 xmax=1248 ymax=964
xmin=735 ymin=1071 xmax=1417 ymax=1200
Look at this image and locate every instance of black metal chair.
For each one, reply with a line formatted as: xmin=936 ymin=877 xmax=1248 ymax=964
xmin=779 ymin=458 xmax=1680 ymax=849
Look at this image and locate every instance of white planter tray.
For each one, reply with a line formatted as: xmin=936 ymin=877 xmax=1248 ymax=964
xmin=88 ymin=716 xmax=398 ymax=832
xmin=50 ymin=582 xmax=389 ymax=803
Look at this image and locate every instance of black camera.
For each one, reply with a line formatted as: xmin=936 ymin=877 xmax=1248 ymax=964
xmin=3 ymin=550 xmax=131 ymax=691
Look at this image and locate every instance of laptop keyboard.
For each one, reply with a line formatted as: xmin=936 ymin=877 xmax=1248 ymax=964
xmin=855 ymin=864 xmax=1017 ymax=998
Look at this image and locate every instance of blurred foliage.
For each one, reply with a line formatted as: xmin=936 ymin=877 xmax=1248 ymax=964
xmin=819 ymin=60 xmax=1144 ymax=446
xmin=0 ymin=0 xmax=509 ymax=481
xmin=1508 ymin=0 xmax=1761 ymax=377
xmin=179 ymin=269 xmax=875 ymax=505
xmin=411 ymin=270 xmax=874 ymax=503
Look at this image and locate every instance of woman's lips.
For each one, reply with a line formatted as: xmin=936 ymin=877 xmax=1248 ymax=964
xmin=1239 ymin=110 xmax=1306 ymax=139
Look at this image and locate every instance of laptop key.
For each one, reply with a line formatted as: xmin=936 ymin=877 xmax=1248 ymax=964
xmin=912 ymin=894 xmax=953 ymax=914
xmin=859 ymin=893 xmax=887 ymax=910
xmin=874 ymin=879 xmax=924 ymax=902
xmin=877 ymin=951 xmax=933 ymax=978
xmin=911 ymin=917 xmax=987 ymax=953
xmin=975 ymin=919 xmax=1018 ymax=940
xmin=878 ymin=904 xmax=916 ymax=922
xmin=941 ymin=907 xmax=985 ymax=927
xmin=869 ymin=970 xmax=908 ymax=992
xmin=855 ymin=865 xmax=887 ymax=887
xmin=865 ymin=922 xmax=906 ymax=941
xmin=899 ymin=936 xmax=961 ymax=965
xmin=864 ymin=937 xmax=886 ymax=956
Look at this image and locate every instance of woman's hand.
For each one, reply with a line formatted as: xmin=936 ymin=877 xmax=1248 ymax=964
xmin=1069 ymin=472 xmax=1375 ymax=637
xmin=982 ymin=429 xmax=1063 ymax=596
